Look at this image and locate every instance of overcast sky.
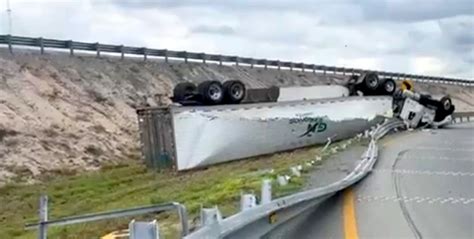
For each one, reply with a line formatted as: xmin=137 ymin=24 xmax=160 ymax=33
xmin=1 ymin=0 xmax=473 ymax=79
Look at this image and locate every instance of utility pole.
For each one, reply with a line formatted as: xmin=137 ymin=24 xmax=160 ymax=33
xmin=6 ymin=0 xmax=12 ymax=34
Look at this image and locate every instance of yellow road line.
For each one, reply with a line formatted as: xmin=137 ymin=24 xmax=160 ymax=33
xmin=101 ymin=232 xmax=116 ymax=239
xmin=101 ymin=230 xmax=129 ymax=239
xmin=343 ymin=188 xmax=359 ymax=239
xmin=382 ymin=136 xmax=399 ymax=147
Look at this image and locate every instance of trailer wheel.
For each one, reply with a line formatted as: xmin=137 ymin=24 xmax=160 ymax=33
xmin=173 ymin=82 xmax=197 ymax=102
xmin=364 ymin=72 xmax=380 ymax=91
xmin=223 ymin=80 xmax=246 ymax=104
xmin=440 ymin=96 xmax=452 ymax=111
xmin=198 ymin=81 xmax=224 ymax=105
xmin=382 ymin=78 xmax=396 ymax=95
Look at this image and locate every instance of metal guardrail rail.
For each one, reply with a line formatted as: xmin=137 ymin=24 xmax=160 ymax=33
xmin=25 ymin=196 xmax=189 ymax=239
xmin=0 ymin=35 xmax=472 ymax=86
xmin=183 ymin=119 xmax=404 ymax=239
xmin=452 ymin=112 xmax=474 ymax=123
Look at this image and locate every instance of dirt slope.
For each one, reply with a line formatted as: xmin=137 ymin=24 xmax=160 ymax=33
xmin=0 ymin=49 xmax=472 ymax=184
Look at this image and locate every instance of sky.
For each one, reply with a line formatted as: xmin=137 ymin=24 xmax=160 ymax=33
xmin=0 ymin=0 xmax=473 ymax=79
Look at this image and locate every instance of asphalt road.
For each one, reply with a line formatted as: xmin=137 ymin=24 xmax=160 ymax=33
xmin=273 ymin=122 xmax=474 ymax=239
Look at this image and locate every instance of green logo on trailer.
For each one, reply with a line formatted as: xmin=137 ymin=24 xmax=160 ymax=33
xmin=289 ymin=117 xmax=328 ymax=137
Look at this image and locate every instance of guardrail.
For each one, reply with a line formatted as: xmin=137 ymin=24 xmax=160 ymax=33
xmin=1 ymin=35 xmax=472 ymax=86
xmin=23 ymin=119 xmax=404 ymax=239
xmin=452 ymin=112 xmax=474 ymax=123
xmin=183 ymin=119 xmax=404 ymax=238
xmin=25 ymin=195 xmax=189 ymax=239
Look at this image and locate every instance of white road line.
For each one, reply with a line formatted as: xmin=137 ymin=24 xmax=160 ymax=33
xmin=401 ymin=156 xmax=474 ymax=162
xmin=357 ymin=195 xmax=474 ymax=206
xmin=412 ymin=147 xmax=474 ymax=152
xmin=372 ymin=169 xmax=474 ymax=177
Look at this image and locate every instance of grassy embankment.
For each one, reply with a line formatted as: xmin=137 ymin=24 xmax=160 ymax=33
xmin=0 ymin=139 xmax=356 ymax=239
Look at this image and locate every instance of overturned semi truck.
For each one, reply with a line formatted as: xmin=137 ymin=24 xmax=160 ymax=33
xmin=137 ymin=72 xmax=455 ymax=170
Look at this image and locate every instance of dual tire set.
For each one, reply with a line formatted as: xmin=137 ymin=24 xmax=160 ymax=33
xmin=172 ymin=80 xmax=246 ymax=105
xmin=350 ymin=72 xmax=397 ymax=96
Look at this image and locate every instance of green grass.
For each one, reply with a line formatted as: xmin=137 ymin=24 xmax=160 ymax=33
xmin=0 ymin=139 xmax=355 ymax=239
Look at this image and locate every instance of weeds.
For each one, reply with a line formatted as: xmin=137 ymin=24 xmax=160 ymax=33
xmin=0 ymin=139 xmax=353 ymax=239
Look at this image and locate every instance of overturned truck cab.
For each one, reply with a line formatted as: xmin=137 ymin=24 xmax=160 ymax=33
xmin=394 ymin=82 xmax=455 ymax=128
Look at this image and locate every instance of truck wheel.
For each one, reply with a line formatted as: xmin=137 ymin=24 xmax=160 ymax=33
xmin=382 ymin=78 xmax=396 ymax=95
xmin=198 ymin=81 xmax=224 ymax=105
xmin=223 ymin=80 xmax=246 ymax=104
xmin=364 ymin=72 xmax=380 ymax=91
xmin=173 ymin=82 xmax=197 ymax=102
xmin=440 ymin=96 xmax=452 ymax=111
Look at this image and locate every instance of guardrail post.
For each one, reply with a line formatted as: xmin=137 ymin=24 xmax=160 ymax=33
xmin=322 ymin=137 xmax=332 ymax=152
xmin=219 ymin=55 xmax=223 ymax=66
xmin=323 ymin=67 xmax=327 ymax=75
xmin=301 ymin=63 xmax=304 ymax=72
xmin=290 ymin=62 xmax=293 ymax=71
xmin=120 ymin=45 xmax=124 ymax=60
xmin=38 ymin=37 xmax=44 ymax=54
xmin=290 ymin=166 xmax=301 ymax=177
xmin=68 ymin=41 xmax=74 ymax=56
xmin=129 ymin=220 xmax=160 ymax=239
xmin=184 ymin=51 xmax=188 ymax=63
xmin=176 ymin=204 xmax=189 ymax=236
xmin=264 ymin=59 xmax=268 ymax=69
xmin=38 ymin=195 xmax=48 ymax=239
xmin=261 ymin=179 xmax=272 ymax=204
xmin=235 ymin=56 xmax=239 ymax=66
xmin=7 ymin=34 xmax=12 ymax=54
xmin=95 ymin=42 xmax=100 ymax=58
xmin=342 ymin=67 xmax=346 ymax=76
xmin=143 ymin=48 xmax=148 ymax=61
xmin=200 ymin=206 xmax=222 ymax=226
xmin=202 ymin=53 xmax=206 ymax=64
xmin=312 ymin=65 xmax=316 ymax=74
xmin=277 ymin=60 xmax=281 ymax=70
xmin=277 ymin=175 xmax=289 ymax=186
xmin=164 ymin=49 xmax=168 ymax=63
xmin=250 ymin=60 xmax=254 ymax=68
xmin=240 ymin=194 xmax=257 ymax=211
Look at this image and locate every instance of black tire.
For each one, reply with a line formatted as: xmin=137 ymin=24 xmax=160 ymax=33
xmin=347 ymin=83 xmax=357 ymax=96
xmin=434 ymin=105 xmax=455 ymax=122
xmin=347 ymin=75 xmax=359 ymax=96
xmin=440 ymin=96 xmax=452 ymax=111
xmin=223 ymin=80 xmax=246 ymax=104
xmin=173 ymin=82 xmax=197 ymax=102
xmin=197 ymin=81 xmax=224 ymax=105
xmin=363 ymin=72 xmax=380 ymax=91
xmin=381 ymin=78 xmax=396 ymax=95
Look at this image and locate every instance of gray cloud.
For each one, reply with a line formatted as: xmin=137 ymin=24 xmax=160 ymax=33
xmin=359 ymin=0 xmax=473 ymax=22
xmin=111 ymin=0 xmax=473 ymax=23
xmin=436 ymin=16 xmax=474 ymax=75
xmin=1 ymin=0 xmax=473 ymax=78
xmin=191 ymin=25 xmax=235 ymax=35
xmin=439 ymin=16 xmax=474 ymax=48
